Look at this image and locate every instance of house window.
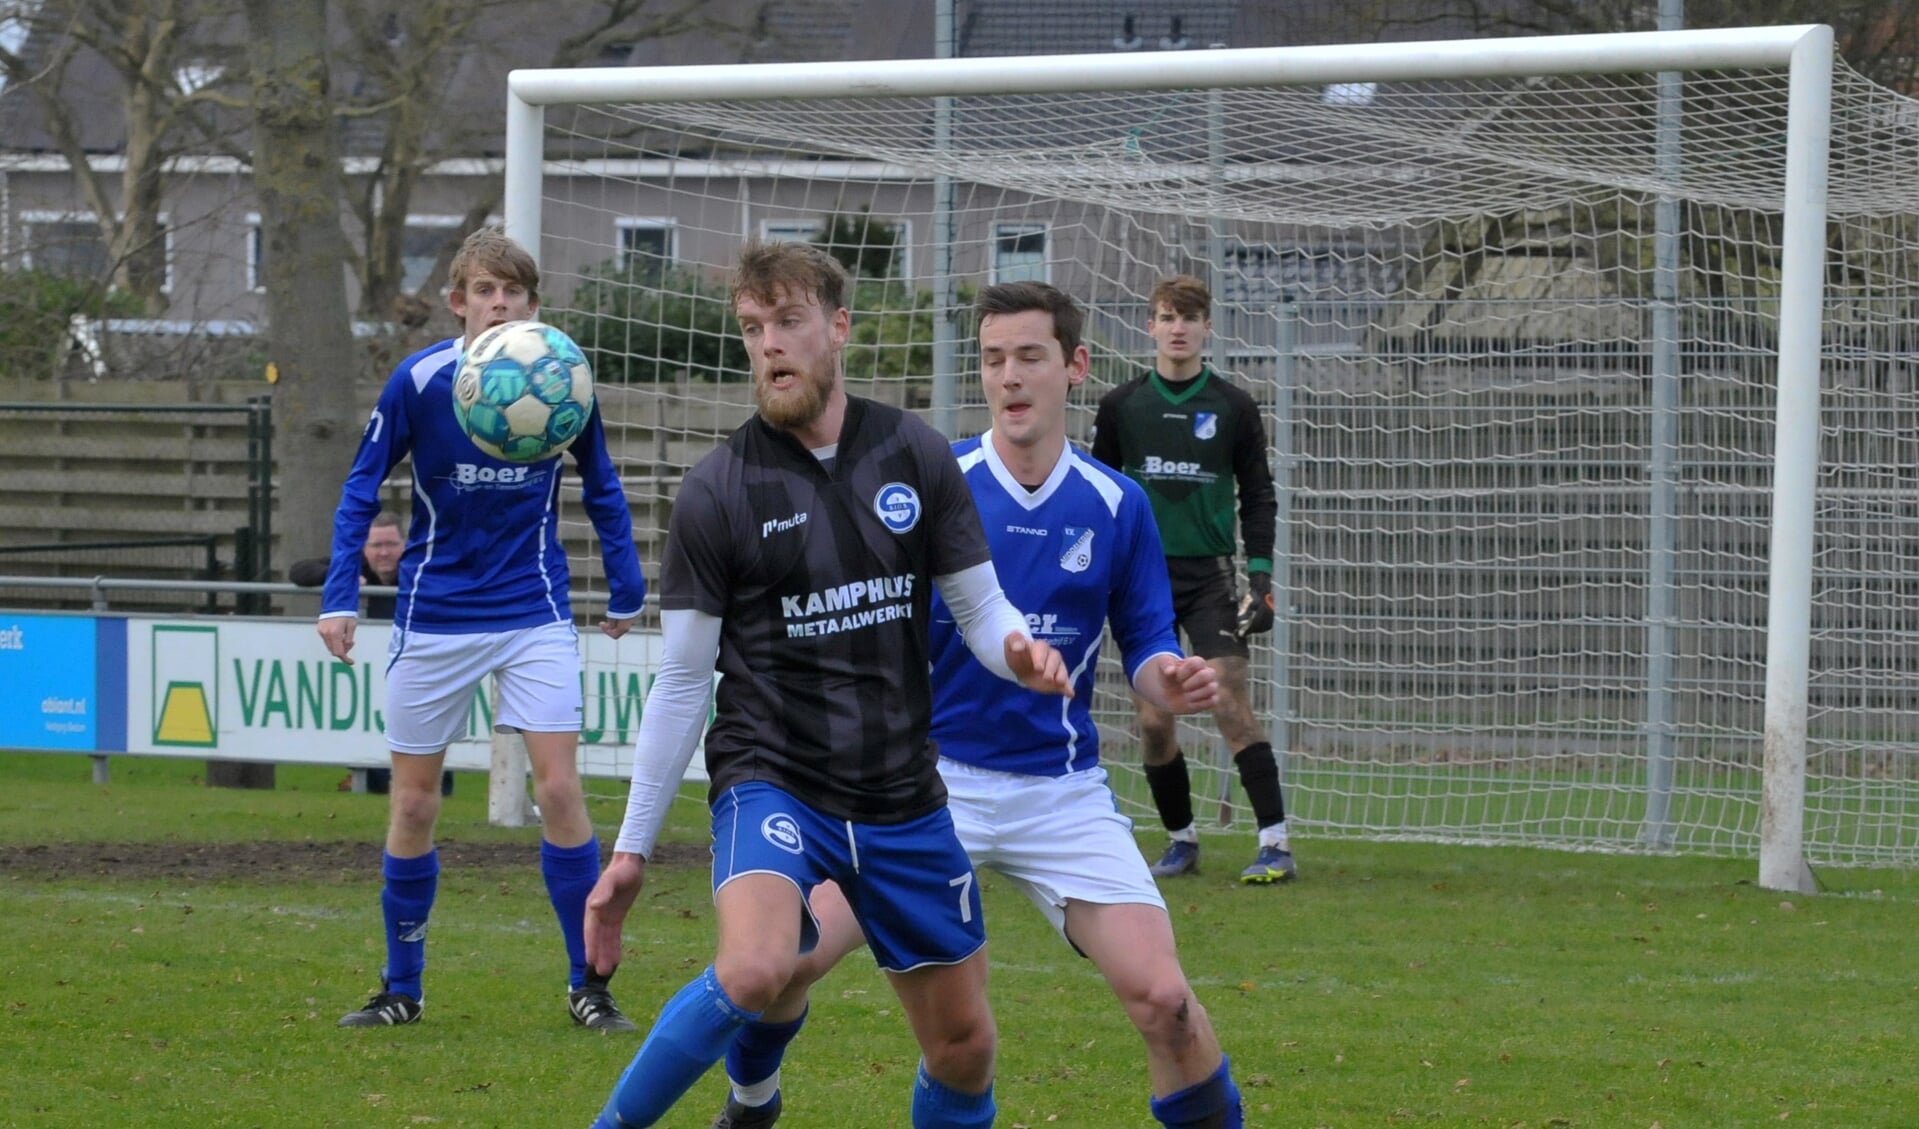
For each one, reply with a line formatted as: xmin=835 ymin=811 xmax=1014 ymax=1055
xmin=617 ymin=218 xmax=677 ymax=281
xmin=760 ymin=218 xmax=823 ymax=244
xmin=816 ymin=215 xmax=912 ymax=280
xmin=402 ymin=217 xmax=463 ymax=294
xmin=22 ymin=210 xmax=170 ymax=291
xmin=247 ymin=215 xmax=265 ymax=292
xmin=992 ymin=222 xmax=1048 ymax=284
xmin=882 ymin=218 xmax=913 ymax=279
xmin=23 ymin=214 xmax=110 ymax=279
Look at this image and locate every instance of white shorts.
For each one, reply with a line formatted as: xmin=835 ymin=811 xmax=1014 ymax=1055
xmin=939 ymin=756 xmax=1165 ymax=939
xmin=383 ymin=621 xmax=582 ymax=754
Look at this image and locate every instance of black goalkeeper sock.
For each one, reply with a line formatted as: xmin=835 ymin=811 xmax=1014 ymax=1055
xmin=1143 ymin=751 xmax=1195 ymax=834
xmin=1234 ymin=741 xmax=1288 ymax=829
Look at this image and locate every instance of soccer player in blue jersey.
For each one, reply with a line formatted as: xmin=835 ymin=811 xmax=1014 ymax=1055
xmin=319 ymin=228 xmax=647 ymax=1032
xmin=700 ymin=281 xmax=1244 ymax=1129
xmin=577 ymin=243 xmax=1073 ymax=1129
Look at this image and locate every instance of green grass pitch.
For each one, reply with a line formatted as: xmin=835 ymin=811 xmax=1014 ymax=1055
xmin=4 ymin=751 xmax=1918 ymax=1127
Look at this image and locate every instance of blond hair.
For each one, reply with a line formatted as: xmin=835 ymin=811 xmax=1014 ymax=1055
xmin=448 ymin=227 xmax=540 ymax=303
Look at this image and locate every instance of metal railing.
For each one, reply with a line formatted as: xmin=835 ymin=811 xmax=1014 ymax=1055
xmin=0 ymin=537 xmax=227 ymax=611
xmin=0 ymin=574 xmax=397 ymax=612
xmin=0 ymin=574 xmax=650 ymax=613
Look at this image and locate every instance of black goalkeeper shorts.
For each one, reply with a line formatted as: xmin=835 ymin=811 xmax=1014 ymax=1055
xmin=1166 ymin=555 xmax=1247 ymax=661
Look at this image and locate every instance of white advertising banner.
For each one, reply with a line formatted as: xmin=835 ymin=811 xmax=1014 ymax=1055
xmin=124 ymin=616 xmax=673 ymax=778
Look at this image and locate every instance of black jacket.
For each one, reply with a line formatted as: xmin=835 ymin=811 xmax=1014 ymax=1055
xmin=289 ymin=557 xmax=397 ymax=620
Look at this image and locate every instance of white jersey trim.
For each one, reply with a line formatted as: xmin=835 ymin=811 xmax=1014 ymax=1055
xmin=533 ymin=470 xmax=565 ymax=622
xmin=972 ymin=432 xmax=1124 ymax=519
xmin=402 ymin=464 xmax=441 ymax=636
xmin=1064 ymin=448 xmax=1126 ymax=518
xmin=408 ymin=340 xmax=460 ymax=394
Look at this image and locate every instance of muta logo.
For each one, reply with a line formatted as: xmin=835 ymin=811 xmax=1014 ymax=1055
xmin=762 ymin=511 xmax=809 ymax=538
xmin=874 ymin=482 xmax=921 ymax=533
xmin=761 ymin=813 xmax=805 ymax=855
xmin=1194 ymin=411 xmax=1219 ymax=440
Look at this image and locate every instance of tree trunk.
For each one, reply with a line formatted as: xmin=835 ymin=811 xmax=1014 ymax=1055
xmin=243 ymin=0 xmax=358 ymax=571
xmin=231 ymin=0 xmax=360 ymax=789
xmin=112 ymin=1 xmax=176 ymax=315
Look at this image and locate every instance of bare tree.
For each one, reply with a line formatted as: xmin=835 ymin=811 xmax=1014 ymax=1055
xmin=1427 ymin=0 xmax=1919 ymax=87
xmin=0 ymin=0 xmax=248 ymax=315
xmin=340 ymin=0 xmax=763 ymax=328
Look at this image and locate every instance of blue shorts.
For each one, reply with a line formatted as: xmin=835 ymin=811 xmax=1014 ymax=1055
xmin=711 ymin=782 xmax=986 ymax=973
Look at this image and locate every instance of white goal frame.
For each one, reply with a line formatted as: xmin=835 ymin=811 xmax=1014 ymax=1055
xmin=503 ymin=26 xmax=1836 ymax=893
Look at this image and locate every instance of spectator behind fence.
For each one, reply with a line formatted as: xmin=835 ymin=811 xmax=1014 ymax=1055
xmin=291 ymin=509 xmax=403 ymax=617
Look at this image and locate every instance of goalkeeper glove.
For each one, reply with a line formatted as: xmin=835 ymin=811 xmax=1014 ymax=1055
xmin=1234 ymin=571 xmax=1275 ymax=642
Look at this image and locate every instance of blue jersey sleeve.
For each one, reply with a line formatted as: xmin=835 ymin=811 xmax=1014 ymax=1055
xmin=568 ymin=403 xmax=647 ymax=618
xmin=1107 ymin=482 xmax=1183 ymax=685
xmin=321 ymin=372 xmax=413 ymax=616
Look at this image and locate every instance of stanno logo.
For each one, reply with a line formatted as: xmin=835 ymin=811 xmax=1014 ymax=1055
xmin=762 ymin=511 xmax=810 ymax=538
xmin=1006 ymin=525 xmax=1048 ymax=537
xmin=761 ymin=813 xmax=805 ymax=855
xmin=1194 ymin=411 xmax=1218 ymax=440
xmin=0 ymin=624 xmax=22 ymax=650
xmin=874 ymin=482 xmax=921 ymax=533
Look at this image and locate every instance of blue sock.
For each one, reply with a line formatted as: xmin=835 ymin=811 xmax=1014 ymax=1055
xmin=1148 ymin=1054 xmax=1243 ymax=1129
xmin=911 ymin=1061 xmax=996 ymax=1129
xmin=380 ymin=849 xmax=439 ymax=1001
xmin=725 ymin=1006 xmax=808 ymax=1093
xmin=541 ymin=837 xmax=601 ymax=989
xmin=593 ymin=966 xmax=759 ymax=1128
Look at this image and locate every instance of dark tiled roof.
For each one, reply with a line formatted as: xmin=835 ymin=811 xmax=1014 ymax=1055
xmin=0 ymin=1 xmax=1573 ymax=160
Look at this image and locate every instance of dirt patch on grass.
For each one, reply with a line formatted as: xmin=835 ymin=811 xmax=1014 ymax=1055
xmin=0 ymin=839 xmax=709 ymax=883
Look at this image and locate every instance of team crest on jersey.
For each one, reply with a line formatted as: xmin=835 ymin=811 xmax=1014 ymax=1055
xmin=761 ymin=813 xmax=804 ymax=855
xmin=874 ymin=482 xmax=921 ymax=533
xmin=1060 ymin=526 xmax=1094 ymax=573
xmin=1194 ymin=411 xmax=1219 ymax=440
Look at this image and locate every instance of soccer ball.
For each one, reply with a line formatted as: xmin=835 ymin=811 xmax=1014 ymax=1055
xmin=451 ymin=320 xmax=595 ymax=463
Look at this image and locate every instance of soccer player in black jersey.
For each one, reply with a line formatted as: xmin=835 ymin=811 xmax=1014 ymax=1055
xmin=702 ymin=281 xmax=1246 ymax=1129
xmin=582 ymin=242 xmax=1071 ymax=1129
xmin=1091 ymin=274 xmax=1297 ymax=885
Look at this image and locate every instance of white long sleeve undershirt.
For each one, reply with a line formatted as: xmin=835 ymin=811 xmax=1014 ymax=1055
xmin=934 ymin=559 xmax=1032 ymax=681
xmin=613 ymin=608 xmax=719 ymax=858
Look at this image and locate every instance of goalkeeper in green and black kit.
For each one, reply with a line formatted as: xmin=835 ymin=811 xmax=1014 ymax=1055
xmin=1091 ymin=274 xmax=1296 ymax=884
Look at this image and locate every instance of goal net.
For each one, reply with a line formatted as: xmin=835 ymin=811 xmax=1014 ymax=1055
xmin=512 ymin=28 xmax=1919 ymax=873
